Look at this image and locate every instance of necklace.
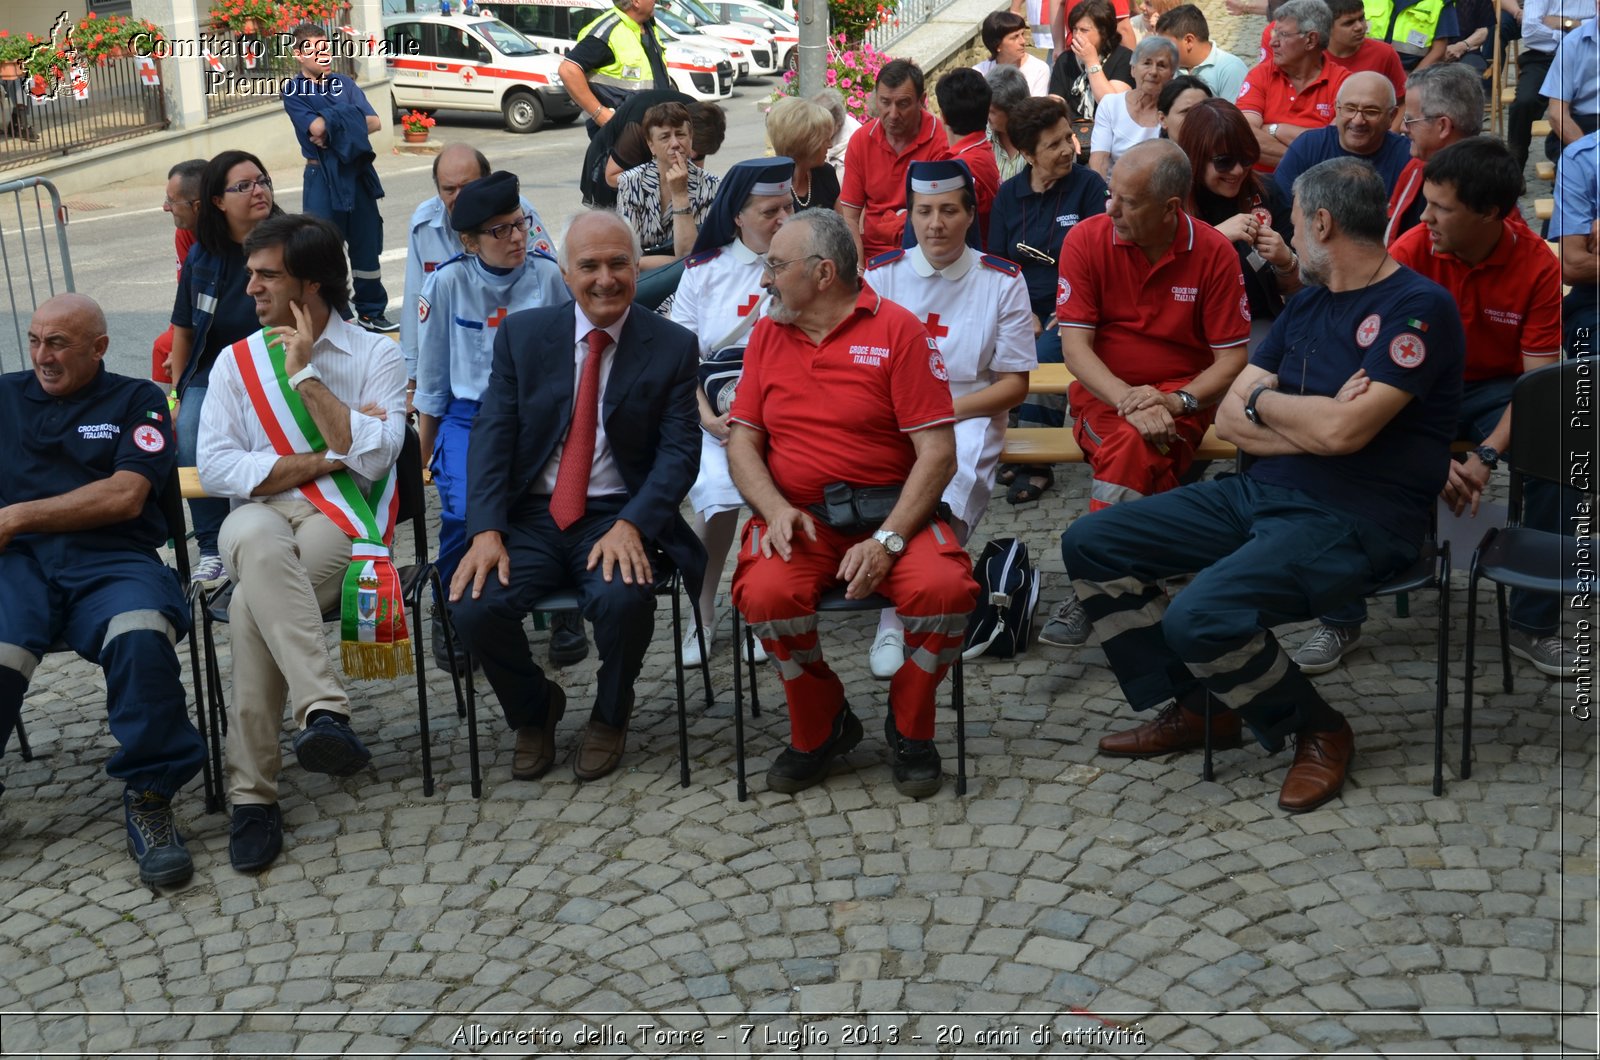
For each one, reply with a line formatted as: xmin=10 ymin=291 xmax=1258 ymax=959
xmin=793 ymin=183 xmax=813 ymax=209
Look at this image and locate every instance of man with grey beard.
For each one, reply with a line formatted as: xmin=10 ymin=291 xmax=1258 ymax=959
xmin=1060 ymin=156 xmax=1462 ymax=815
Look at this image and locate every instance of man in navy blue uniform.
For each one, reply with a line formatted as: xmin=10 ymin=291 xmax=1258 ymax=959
xmin=1061 ymin=157 xmax=1463 ymax=813
xmin=282 ymin=22 xmax=391 ymax=333
xmin=0 ymin=294 xmax=205 ymax=885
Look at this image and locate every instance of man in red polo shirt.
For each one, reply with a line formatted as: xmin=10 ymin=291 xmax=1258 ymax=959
xmin=935 ymin=68 xmax=1000 ymax=248
xmin=1041 ymin=139 xmax=1250 ymax=648
xmin=839 ymin=59 xmax=951 ymax=263
xmin=728 ymin=209 xmax=978 ymax=799
xmin=1291 ymin=136 xmax=1566 ymax=675
xmin=1236 ymin=0 xmax=1350 ymax=171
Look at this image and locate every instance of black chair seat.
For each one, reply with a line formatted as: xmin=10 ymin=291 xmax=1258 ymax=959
xmin=1474 ymin=527 xmax=1584 ymax=595
xmin=1373 ymin=540 xmax=1445 ymax=597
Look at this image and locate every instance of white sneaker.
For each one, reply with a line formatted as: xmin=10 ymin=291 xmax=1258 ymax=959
xmin=681 ymin=623 xmax=715 ymax=669
xmin=1509 ymin=629 xmax=1575 ymax=678
xmin=869 ymin=629 xmax=904 ymax=679
xmin=1290 ymin=623 xmax=1362 ymax=675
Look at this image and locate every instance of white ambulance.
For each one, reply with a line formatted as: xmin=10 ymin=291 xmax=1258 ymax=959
xmin=383 ymin=13 xmax=580 ymax=132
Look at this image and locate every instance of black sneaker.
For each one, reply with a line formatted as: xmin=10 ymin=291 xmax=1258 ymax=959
xmin=292 ymin=713 xmax=372 ymax=776
xmin=229 ymin=803 xmax=283 ymax=874
xmin=124 ymin=790 xmax=193 ymax=887
xmin=884 ymin=711 xmax=943 ymax=798
xmin=548 ymin=609 xmax=590 ymax=667
xmin=767 ymin=703 xmax=863 ymax=794
xmin=431 ymin=609 xmax=474 ymax=675
xmin=356 ymin=312 xmax=397 ymax=333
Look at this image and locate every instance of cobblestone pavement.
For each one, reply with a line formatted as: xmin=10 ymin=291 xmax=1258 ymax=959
xmin=1 ymin=463 xmax=1595 ymax=1058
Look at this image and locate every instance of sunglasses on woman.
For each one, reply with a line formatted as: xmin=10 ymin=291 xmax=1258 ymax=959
xmin=1210 ymin=155 xmax=1247 ymax=173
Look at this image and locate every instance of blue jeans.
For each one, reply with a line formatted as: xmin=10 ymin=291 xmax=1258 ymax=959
xmin=0 ymin=542 xmax=204 ymax=798
xmin=177 ymin=385 xmax=229 ymax=555
xmin=430 ymin=398 xmax=481 ymax=590
xmin=1320 ymin=374 xmax=1559 ymax=633
xmin=301 ymin=162 xmax=387 ymax=318
xmin=1061 ymin=475 xmax=1416 ymax=749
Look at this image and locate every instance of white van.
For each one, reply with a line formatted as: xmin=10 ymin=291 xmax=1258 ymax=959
xmin=659 ymin=0 xmax=786 ymax=74
xmin=696 ymin=0 xmax=799 ymax=71
xmin=488 ymin=0 xmax=736 ymax=100
xmin=383 ymin=13 xmax=580 ymax=132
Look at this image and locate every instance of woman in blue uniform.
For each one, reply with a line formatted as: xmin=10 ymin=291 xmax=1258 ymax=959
xmin=169 ymin=150 xmax=284 ymax=585
xmin=414 ymin=172 xmax=568 ymax=669
xmin=670 ymin=157 xmax=797 ymax=667
xmin=863 ymin=159 xmax=1037 ymax=677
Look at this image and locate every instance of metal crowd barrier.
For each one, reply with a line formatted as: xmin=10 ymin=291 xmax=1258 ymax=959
xmin=0 ymin=176 xmax=74 ymax=374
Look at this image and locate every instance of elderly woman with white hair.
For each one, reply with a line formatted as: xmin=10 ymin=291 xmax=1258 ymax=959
xmin=1089 ymin=34 xmax=1178 ymax=179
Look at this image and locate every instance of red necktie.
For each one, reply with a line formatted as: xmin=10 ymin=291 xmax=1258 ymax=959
xmin=550 ymin=328 xmax=609 ymax=530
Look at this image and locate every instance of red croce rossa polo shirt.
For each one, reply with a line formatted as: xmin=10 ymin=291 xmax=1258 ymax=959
xmin=730 ymin=285 xmax=957 ymax=505
xmin=839 ymin=110 xmax=951 ymax=260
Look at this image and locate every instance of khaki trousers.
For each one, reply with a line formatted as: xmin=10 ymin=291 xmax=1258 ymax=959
xmin=219 ymin=498 xmax=352 ymax=806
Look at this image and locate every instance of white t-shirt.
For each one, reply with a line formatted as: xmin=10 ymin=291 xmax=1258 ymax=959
xmin=973 ymin=54 xmax=1052 ymax=96
xmin=1089 ymin=91 xmax=1161 ymax=171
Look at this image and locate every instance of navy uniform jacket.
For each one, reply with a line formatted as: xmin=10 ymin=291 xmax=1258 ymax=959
xmin=0 ymin=366 xmax=176 ymax=553
xmin=465 ymin=300 xmax=706 ymax=593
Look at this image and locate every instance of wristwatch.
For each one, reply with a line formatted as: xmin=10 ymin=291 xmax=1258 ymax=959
xmin=1472 ymin=444 xmax=1501 ymax=469
xmin=1267 ymin=122 xmax=1281 ymax=138
xmin=1174 ymin=389 xmax=1199 ymax=415
xmin=1244 ymin=382 xmax=1272 ymax=425
xmin=1085 ymin=63 xmax=1103 ymax=75
xmin=873 ymin=529 xmax=906 ymax=557
xmin=288 ymin=364 xmax=322 ymax=391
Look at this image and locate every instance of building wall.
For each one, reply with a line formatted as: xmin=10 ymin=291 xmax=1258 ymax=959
xmin=1 ymin=2 xmax=90 ymax=38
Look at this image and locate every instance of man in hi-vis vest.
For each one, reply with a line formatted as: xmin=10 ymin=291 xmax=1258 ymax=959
xmin=559 ymin=0 xmax=673 ymax=136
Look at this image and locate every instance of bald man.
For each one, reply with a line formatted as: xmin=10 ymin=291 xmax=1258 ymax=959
xmin=1271 ymin=71 xmax=1413 ymax=200
xmin=0 ymin=294 xmax=205 ymax=887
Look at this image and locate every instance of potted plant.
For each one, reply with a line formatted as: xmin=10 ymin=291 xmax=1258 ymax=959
xmin=0 ymin=31 xmax=38 ymax=81
xmin=207 ymin=0 xmax=282 ymax=36
xmin=400 ymin=109 xmax=435 ymax=143
xmin=69 ymin=12 xmax=135 ymax=64
xmin=770 ymin=33 xmax=888 ymax=123
xmin=126 ymin=18 xmax=169 ymax=58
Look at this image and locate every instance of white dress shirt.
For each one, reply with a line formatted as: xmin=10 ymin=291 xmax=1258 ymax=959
xmin=532 ymin=305 xmax=631 ymax=499
xmin=197 ymin=313 xmax=409 ymax=503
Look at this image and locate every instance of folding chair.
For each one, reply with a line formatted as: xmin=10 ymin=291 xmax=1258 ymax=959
xmin=197 ymin=427 xmax=461 ymax=798
xmin=443 ymin=555 xmax=713 ymax=797
xmin=13 ymin=464 xmax=222 ymax=814
xmin=729 ymin=589 xmax=968 ymax=802
xmin=1462 ymin=357 xmax=1597 ymax=778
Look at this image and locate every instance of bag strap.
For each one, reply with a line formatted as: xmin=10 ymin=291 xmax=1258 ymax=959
xmin=706 ymin=292 xmax=768 ymax=355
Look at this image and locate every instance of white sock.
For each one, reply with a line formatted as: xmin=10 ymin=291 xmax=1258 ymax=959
xmin=877 ymin=608 xmax=903 ymax=635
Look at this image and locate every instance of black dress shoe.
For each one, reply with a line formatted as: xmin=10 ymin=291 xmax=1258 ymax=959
xmin=767 ymin=703 xmax=863 ymax=794
xmin=548 ymin=609 xmax=589 ymax=667
xmin=431 ymin=610 xmax=473 ymax=674
xmin=230 ymin=803 xmax=283 ymax=873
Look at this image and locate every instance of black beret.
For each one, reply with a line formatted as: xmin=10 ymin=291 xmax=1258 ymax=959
xmin=451 ymin=170 xmax=520 ymax=232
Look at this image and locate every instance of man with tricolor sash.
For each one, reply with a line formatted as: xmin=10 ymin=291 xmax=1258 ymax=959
xmin=197 ymin=214 xmax=408 ymax=874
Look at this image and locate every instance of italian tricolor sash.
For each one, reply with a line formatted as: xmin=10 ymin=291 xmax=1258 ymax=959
xmin=233 ymin=330 xmax=413 ymax=679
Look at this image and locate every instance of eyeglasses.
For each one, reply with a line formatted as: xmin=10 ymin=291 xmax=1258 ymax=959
xmin=1268 ymin=27 xmax=1311 ymax=44
xmin=761 ymin=253 xmax=821 ymax=276
xmin=481 ymin=213 xmax=534 ymax=240
xmin=1210 ymin=155 xmax=1246 ymax=173
xmin=1339 ymin=104 xmax=1390 ymax=120
xmin=1013 ymin=241 xmax=1056 ymax=266
xmin=222 ymin=176 xmax=273 ymax=195
xmin=1401 ymin=113 xmax=1441 ymax=127
xmin=163 ymin=196 xmax=198 ymax=208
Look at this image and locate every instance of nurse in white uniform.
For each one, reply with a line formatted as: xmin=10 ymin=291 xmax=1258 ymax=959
xmin=671 ymin=157 xmax=797 ymax=666
xmin=862 ymin=159 xmax=1036 ymax=677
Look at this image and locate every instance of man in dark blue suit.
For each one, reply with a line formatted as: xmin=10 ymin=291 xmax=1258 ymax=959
xmin=449 ymin=210 xmax=703 ymax=783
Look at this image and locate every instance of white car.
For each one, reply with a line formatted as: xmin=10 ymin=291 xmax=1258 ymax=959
xmin=659 ymin=0 xmax=782 ymax=74
xmin=701 ymin=0 xmax=799 ymax=71
xmin=654 ymin=10 xmax=750 ymax=81
xmin=489 ymin=0 xmax=735 ymax=101
xmin=383 ymin=13 xmax=579 ymax=132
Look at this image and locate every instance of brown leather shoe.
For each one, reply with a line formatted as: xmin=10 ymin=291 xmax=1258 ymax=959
xmin=1278 ymin=719 xmax=1354 ymax=813
xmin=1098 ymin=699 xmax=1243 ymax=758
xmin=573 ymin=718 xmax=628 ymax=780
xmin=512 ymin=682 xmax=566 ymax=780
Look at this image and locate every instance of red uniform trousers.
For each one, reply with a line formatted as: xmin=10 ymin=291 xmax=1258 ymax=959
xmin=1069 ymin=384 xmax=1214 ymax=512
xmin=732 ymin=517 xmax=978 ymax=752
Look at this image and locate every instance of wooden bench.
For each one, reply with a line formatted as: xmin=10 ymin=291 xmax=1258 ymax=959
xmin=1536 ymin=160 xmax=1557 ymax=181
xmin=1001 ymin=425 xmax=1238 ymax=465
xmin=179 ymin=466 xmax=206 ymax=499
xmin=1531 ymin=118 xmax=1553 ymax=138
xmin=1536 ymin=197 xmax=1555 ymax=221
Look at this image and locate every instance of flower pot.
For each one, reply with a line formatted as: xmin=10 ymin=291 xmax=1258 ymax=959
xmin=242 ymin=18 xmax=258 ymax=34
xmin=403 ymin=128 xmax=429 ymax=143
xmin=0 ymin=62 xmax=19 ymax=80
xmin=108 ymin=45 xmax=125 ymax=58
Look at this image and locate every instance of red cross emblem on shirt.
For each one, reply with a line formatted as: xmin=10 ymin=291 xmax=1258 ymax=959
xmin=923 ymin=313 xmax=949 ymax=339
xmin=736 ymin=294 xmax=760 ymax=317
xmin=486 ymin=306 xmax=508 ymax=327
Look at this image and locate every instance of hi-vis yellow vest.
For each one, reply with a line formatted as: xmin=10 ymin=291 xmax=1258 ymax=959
xmin=1363 ymin=0 xmax=1447 ymax=58
xmin=577 ymin=8 xmax=663 ymax=92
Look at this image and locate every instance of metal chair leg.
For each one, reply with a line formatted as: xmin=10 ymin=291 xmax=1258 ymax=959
xmin=1201 ymin=693 xmax=1215 ymax=783
xmin=186 ymin=596 xmax=220 ymax=814
xmin=731 ymin=607 xmax=747 ymax=802
xmin=1496 ymin=582 xmax=1513 ymax=694
xmin=953 ymin=651 xmax=967 ymax=796
xmin=672 ymin=577 xmax=690 ymax=789
xmin=463 ymin=657 xmax=483 ymax=799
xmin=1463 ymin=559 xmax=1481 ymax=782
xmin=431 ymin=572 xmax=468 ymax=720
xmin=14 ymin=714 xmax=32 ymax=761
xmin=412 ymin=595 xmax=433 ymax=798
xmin=1433 ymin=546 xmax=1451 ymax=796
xmin=748 ymin=623 xmax=763 ymax=718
